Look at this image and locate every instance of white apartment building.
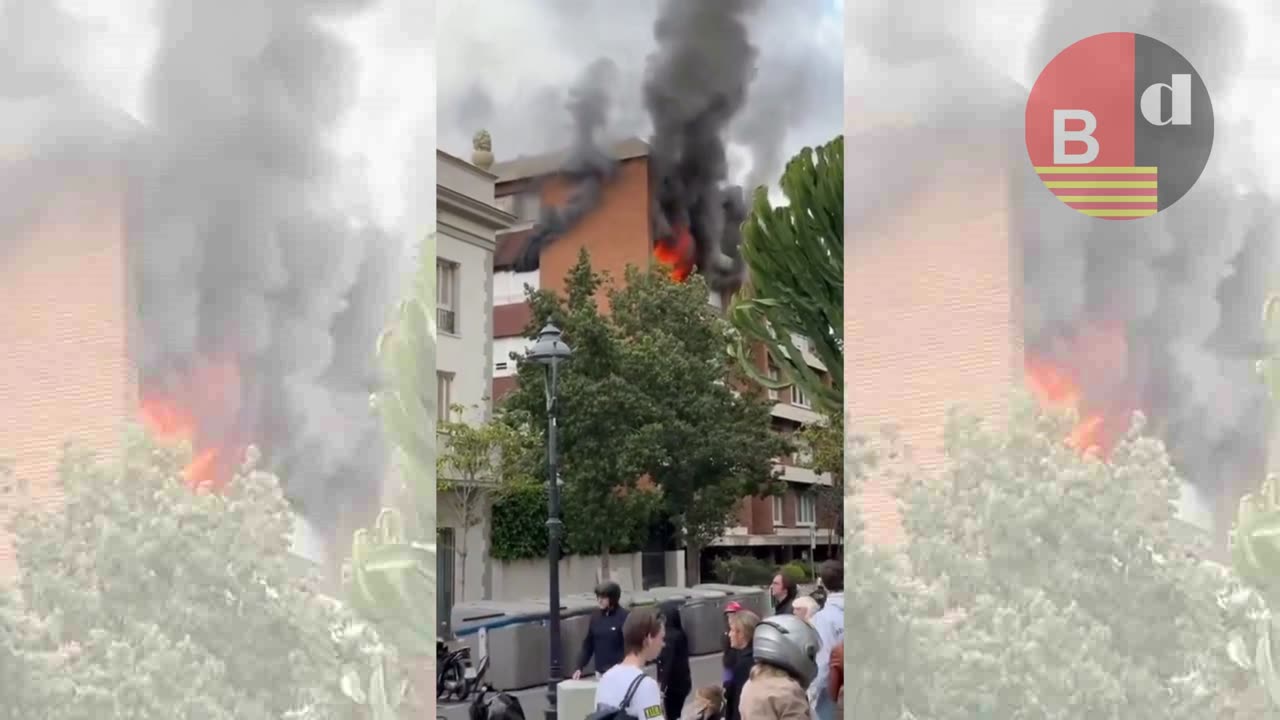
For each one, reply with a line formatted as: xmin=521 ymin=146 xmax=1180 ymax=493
xmin=436 ymin=149 xmax=514 ymax=612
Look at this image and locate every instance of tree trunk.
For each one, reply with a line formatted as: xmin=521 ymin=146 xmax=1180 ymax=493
xmin=599 ymin=543 xmax=611 ymax=581
xmin=457 ymin=494 xmax=470 ymax=601
xmin=684 ymin=543 xmax=701 ymax=586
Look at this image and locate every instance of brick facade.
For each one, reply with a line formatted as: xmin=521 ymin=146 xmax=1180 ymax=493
xmin=844 ymin=129 xmax=1020 ymax=546
xmin=491 ymin=142 xmax=837 ymax=557
xmin=0 ymin=173 xmax=133 ymax=579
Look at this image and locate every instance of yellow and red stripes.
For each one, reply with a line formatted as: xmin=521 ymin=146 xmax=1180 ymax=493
xmin=1034 ymin=166 xmax=1157 ymax=219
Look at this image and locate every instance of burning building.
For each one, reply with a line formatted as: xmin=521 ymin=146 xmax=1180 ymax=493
xmin=0 ymin=0 xmax=398 ymax=578
xmin=845 ymin=0 xmax=1276 ymax=550
xmin=474 ymin=1 xmax=838 ymax=581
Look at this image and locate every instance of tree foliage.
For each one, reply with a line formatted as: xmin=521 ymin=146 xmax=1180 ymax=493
xmin=1 ymin=433 xmax=370 ymax=719
xmin=799 ymin=409 xmax=844 ymax=548
xmin=437 ymin=404 xmax=536 ymax=598
xmin=501 ymin=252 xmax=786 ymax=565
xmin=730 ymin=136 xmax=843 ymax=415
xmin=842 ymin=397 xmax=1242 ymax=718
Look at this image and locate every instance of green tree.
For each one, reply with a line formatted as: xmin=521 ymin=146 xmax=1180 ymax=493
xmin=798 ymin=410 xmax=844 ymax=553
xmin=730 ymin=136 xmax=843 ymax=415
xmin=894 ymin=397 xmax=1235 ymax=719
xmin=437 ymin=403 xmax=536 ymax=600
xmin=503 ymin=252 xmax=786 ymax=579
xmin=2 ymin=434 xmax=369 ymax=719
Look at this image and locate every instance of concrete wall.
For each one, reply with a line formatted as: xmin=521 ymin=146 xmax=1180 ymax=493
xmin=489 ymin=550 xmax=686 ymax=601
xmin=439 ymin=487 xmax=492 ymax=601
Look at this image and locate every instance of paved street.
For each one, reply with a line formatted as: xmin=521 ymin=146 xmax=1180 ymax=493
xmin=439 ymin=653 xmax=726 ymax=720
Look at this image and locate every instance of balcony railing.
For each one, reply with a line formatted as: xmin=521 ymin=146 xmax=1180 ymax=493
xmin=438 ymin=307 xmax=457 ymax=335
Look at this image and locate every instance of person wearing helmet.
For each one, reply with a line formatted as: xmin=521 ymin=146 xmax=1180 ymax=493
xmin=573 ymin=580 xmax=629 ymax=678
xmin=738 ymin=614 xmax=820 ymax=720
xmin=720 ymin=601 xmax=743 ymax=685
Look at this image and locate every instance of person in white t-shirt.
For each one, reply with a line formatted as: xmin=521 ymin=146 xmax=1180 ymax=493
xmin=593 ymin=606 xmax=667 ymax=720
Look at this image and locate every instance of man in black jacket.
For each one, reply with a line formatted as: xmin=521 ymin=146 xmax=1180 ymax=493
xmin=768 ymin=572 xmax=798 ymax=615
xmin=572 ymin=581 xmax=628 ymax=678
xmin=656 ymin=600 xmax=692 ymax=720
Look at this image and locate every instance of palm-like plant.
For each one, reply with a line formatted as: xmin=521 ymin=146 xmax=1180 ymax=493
xmin=1228 ymin=294 xmax=1280 ymax=712
xmin=343 ymin=235 xmax=438 ymax=714
xmin=729 ymin=137 xmax=843 ymax=415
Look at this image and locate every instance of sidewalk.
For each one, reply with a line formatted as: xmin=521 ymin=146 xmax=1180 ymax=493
xmin=438 ymin=653 xmax=726 ymax=720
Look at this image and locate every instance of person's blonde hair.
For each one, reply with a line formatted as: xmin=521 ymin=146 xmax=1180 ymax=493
xmin=692 ymin=685 xmax=723 ymax=715
xmin=749 ymin=664 xmax=792 ymax=682
xmin=729 ymin=609 xmax=760 ymax=644
xmin=792 ymin=596 xmax=818 ymax=622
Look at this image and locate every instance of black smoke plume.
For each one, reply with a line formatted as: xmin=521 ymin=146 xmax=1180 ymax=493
xmin=131 ymin=0 xmax=400 ymax=543
xmin=516 ymin=0 xmax=762 ymax=294
xmin=0 ymin=0 xmax=399 ymax=549
xmin=643 ymin=0 xmax=758 ymax=293
xmin=515 ymin=58 xmax=620 ymax=271
xmin=849 ymin=0 xmax=1278 ymax=532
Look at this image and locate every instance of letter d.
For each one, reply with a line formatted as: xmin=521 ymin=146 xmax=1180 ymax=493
xmin=1053 ymin=109 xmax=1099 ymax=164
xmin=1140 ymin=74 xmax=1191 ymax=126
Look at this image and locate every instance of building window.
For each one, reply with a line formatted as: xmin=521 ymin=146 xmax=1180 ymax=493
xmin=511 ymin=191 xmax=540 ymax=222
xmin=797 ymin=491 xmax=816 ymax=526
xmin=792 ymin=383 xmax=811 ymax=409
xmin=494 ymin=360 xmax=508 ymax=372
xmin=437 ymin=259 xmax=458 ymax=335
xmin=436 ymin=371 xmax=454 ymax=422
xmin=772 ymin=494 xmax=784 ymax=526
xmin=767 ymin=364 xmax=780 ymax=401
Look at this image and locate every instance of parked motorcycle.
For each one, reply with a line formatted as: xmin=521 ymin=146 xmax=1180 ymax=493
xmin=437 ymin=638 xmax=491 ymax=702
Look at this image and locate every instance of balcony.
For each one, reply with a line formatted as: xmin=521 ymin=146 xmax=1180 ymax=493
xmin=777 ymin=462 xmax=828 ymax=486
xmin=438 ymin=307 xmax=457 ymax=335
xmin=770 ymin=402 xmax=821 ymax=424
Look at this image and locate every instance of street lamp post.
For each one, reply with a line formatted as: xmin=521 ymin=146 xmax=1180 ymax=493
xmin=528 ymin=323 xmax=572 ymax=720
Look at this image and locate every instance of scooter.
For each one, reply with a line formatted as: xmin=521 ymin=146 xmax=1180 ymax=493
xmin=437 ymin=638 xmax=491 ymax=702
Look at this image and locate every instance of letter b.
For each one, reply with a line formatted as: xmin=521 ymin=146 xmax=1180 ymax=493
xmin=1140 ymin=74 xmax=1191 ymax=126
xmin=1053 ymin=109 xmax=1099 ymax=164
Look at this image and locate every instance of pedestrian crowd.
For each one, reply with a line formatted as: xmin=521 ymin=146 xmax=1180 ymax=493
xmin=585 ymin=559 xmax=846 ymax=720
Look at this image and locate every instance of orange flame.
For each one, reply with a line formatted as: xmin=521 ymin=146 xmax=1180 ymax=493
xmin=139 ymin=357 xmax=243 ymax=491
xmin=1024 ymin=321 xmax=1131 ymax=456
xmin=654 ymin=223 xmax=695 ymax=281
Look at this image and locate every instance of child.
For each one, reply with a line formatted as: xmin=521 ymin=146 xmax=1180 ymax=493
xmin=679 ymin=686 xmax=725 ymax=720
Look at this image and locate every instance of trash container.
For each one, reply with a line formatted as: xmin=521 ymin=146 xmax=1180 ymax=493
xmin=622 ymin=589 xmax=659 ymax=608
xmin=450 ymin=601 xmax=549 ymax=690
xmin=647 ymin=586 xmax=694 ymax=604
xmin=676 ymin=587 xmax=728 ymax=655
xmin=693 ymin=583 xmax=770 ymax=617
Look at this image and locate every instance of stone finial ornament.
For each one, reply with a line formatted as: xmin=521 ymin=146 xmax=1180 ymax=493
xmin=471 ymin=129 xmax=494 ymax=169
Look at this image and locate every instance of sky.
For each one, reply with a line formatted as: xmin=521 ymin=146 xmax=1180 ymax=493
xmin=435 ymin=0 xmax=844 ymax=195
xmin=55 ymin=0 xmax=434 ymax=237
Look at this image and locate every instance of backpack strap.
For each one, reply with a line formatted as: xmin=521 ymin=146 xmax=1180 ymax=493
xmin=620 ymin=674 xmax=647 ymax=708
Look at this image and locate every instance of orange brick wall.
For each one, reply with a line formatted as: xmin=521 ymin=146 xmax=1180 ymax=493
xmin=0 ymin=173 xmax=133 ymax=580
xmin=535 ymin=157 xmax=654 ymax=299
xmin=844 ymin=133 xmax=1020 ymax=546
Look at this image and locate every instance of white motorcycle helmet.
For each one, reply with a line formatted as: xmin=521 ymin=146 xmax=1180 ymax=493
xmin=751 ymin=613 xmax=821 ymax=688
